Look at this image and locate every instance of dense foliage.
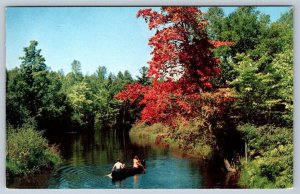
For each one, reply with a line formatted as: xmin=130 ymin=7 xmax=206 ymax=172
xmin=6 ymin=6 xmax=293 ymax=188
xmin=6 ymin=126 xmax=61 ymax=176
xmin=6 ymin=40 xmax=62 ymax=128
xmin=206 ymin=7 xmax=293 ymax=188
xmin=6 ymin=41 xmax=138 ymax=130
xmin=238 ymin=124 xmax=293 ymax=188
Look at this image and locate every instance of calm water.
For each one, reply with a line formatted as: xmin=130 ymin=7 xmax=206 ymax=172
xmin=7 ymin=129 xmax=239 ymax=189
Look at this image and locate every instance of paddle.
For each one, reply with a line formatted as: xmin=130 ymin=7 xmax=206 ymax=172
xmin=105 ymin=173 xmax=112 ymax=178
xmin=140 ymin=159 xmax=146 ymax=173
xmin=139 ymin=162 xmax=146 ymax=173
xmin=141 ymin=166 xmax=146 ymax=174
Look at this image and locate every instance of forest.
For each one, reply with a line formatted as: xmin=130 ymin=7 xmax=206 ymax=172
xmin=6 ymin=7 xmax=293 ymax=188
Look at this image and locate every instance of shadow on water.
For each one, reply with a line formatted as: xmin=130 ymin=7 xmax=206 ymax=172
xmin=7 ymin=127 xmax=240 ymax=189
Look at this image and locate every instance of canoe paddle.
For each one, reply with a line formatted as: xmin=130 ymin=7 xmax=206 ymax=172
xmin=105 ymin=173 xmax=112 ymax=178
xmin=142 ymin=167 xmax=146 ymax=173
xmin=140 ymin=164 xmax=146 ymax=173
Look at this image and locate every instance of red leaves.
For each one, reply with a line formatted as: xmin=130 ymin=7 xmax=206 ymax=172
xmin=203 ymin=82 xmax=213 ymax=90
xmin=136 ymin=8 xmax=152 ymax=17
xmin=209 ymin=41 xmax=235 ymax=47
xmin=137 ymin=80 xmax=205 ymax=125
xmin=115 ymin=7 xmax=234 ymax=126
xmin=136 ymin=8 xmax=166 ymax=30
xmin=137 ymin=7 xmax=234 ymax=91
xmin=114 ymin=83 xmax=147 ymax=104
xmin=213 ymin=89 xmax=236 ymax=113
xmin=139 ymin=7 xmax=224 ymax=93
xmin=213 ymin=67 xmax=222 ymax=76
xmin=139 ymin=80 xmax=179 ymax=124
xmin=162 ymin=7 xmax=201 ymax=24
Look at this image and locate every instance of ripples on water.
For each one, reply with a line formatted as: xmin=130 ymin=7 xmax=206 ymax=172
xmin=7 ymin=129 xmax=238 ymax=189
xmin=46 ymin=156 xmax=203 ymax=189
xmin=47 ymin=162 xmax=111 ymax=188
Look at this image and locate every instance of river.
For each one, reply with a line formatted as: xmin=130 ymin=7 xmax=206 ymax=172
xmin=7 ymin=128 xmax=239 ymax=189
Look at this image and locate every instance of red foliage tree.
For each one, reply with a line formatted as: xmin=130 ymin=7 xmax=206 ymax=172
xmin=114 ymin=82 xmax=148 ymax=104
xmin=115 ymin=7 xmax=234 ymax=125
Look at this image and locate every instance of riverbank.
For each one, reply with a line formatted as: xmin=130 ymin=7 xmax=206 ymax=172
xmin=129 ymin=122 xmax=241 ymax=188
xmin=130 ymin=122 xmax=293 ymax=188
xmin=129 ymin=122 xmax=214 ymax=160
xmin=7 ymin=128 xmax=240 ymax=188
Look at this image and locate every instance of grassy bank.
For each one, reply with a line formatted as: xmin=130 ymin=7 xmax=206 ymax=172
xmin=6 ymin=126 xmax=62 ymax=177
xmin=129 ymin=121 xmax=213 ymax=159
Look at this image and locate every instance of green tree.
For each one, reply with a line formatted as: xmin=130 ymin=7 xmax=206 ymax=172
xmin=20 ymin=40 xmax=49 ymax=118
xmin=66 ymin=82 xmax=95 ymax=126
xmin=230 ymin=46 xmax=293 ymax=126
xmin=6 ymin=68 xmax=31 ymax=126
xmin=38 ymin=71 xmax=67 ymax=127
xmin=228 ymin=7 xmax=293 ymax=126
xmin=71 ymin=59 xmax=83 ymax=82
xmin=136 ymin=66 xmax=151 ymax=85
xmin=238 ymin=124 xmax=293 ymax=188
xmin=206 ymin=7 xmax=225 ymax=40
xmin=251 ymin=9 xmax=293 ymax=63
xmin=222 ymin=7 xmax=267 ymax=55
xmin=96 ymin=66 xmax=107 ymax=82
xmin=225 ymin=9 xmax=294 ymax=188
xmin=6 ymin=40 xmax=52 ymax=127
xmin=206 ymin=7 xmax=272 ymax=85
xmin=123 ymin=70 xmax=133 ymax=84
xmin=84 ymin=66 xmax=113 ymax=127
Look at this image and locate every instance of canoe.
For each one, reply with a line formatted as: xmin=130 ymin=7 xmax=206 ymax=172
xmin=112 ymin=160 xmax=145 ymax=180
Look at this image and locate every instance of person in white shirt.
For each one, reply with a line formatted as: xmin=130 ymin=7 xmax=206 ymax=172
xmin=112 ymin=159 xmax=125 ymax=172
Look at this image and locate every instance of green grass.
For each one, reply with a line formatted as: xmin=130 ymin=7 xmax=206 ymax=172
xmin=129 ymin=122 xmax=164 ymax=146
xmin=129 ymin=122 xmax=213 ymax=159
xmin=192 ymin=143 xmax=213 ymax=158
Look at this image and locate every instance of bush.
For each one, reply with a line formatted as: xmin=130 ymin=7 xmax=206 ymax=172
xmin=6 ymin=127 xmax=61 ymax=176
xmin=238 ymin=124 xmax=293 ymax=188
xmin=168 ymin=117 xmax=215 ymax=159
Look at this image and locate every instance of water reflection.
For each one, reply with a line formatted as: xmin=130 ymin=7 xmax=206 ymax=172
xmin=133 ymin=175 xmax=139 ymax=188
xmin=7 ymin=128 xmax=239 ymax=188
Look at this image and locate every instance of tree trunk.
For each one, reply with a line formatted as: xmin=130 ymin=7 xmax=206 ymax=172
xmin=245 ymin=140 xmax=248 ymax=163
xmin=123 ymin=102 xmax=126 ymax=124
xmin=224 ymin=158 xmax=237 ymax=173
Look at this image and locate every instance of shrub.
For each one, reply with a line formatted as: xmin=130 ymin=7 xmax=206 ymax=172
xmin=168 ymin=117 xmax=216 ymax=159
xmin=238 ymin=124 xmax=293 ymax=188
xmin=6 ymin=127 xmax=61 ymax=176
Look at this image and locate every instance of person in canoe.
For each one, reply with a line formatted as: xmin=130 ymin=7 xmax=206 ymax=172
xmin=112 ymin=159 xmax=125 ymax=172
xmin=133 ymin=155 xmax=144 ymax=170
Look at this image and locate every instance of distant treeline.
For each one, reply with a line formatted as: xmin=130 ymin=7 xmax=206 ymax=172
xmin=6 ymin=40 xmax=149 ymax=131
